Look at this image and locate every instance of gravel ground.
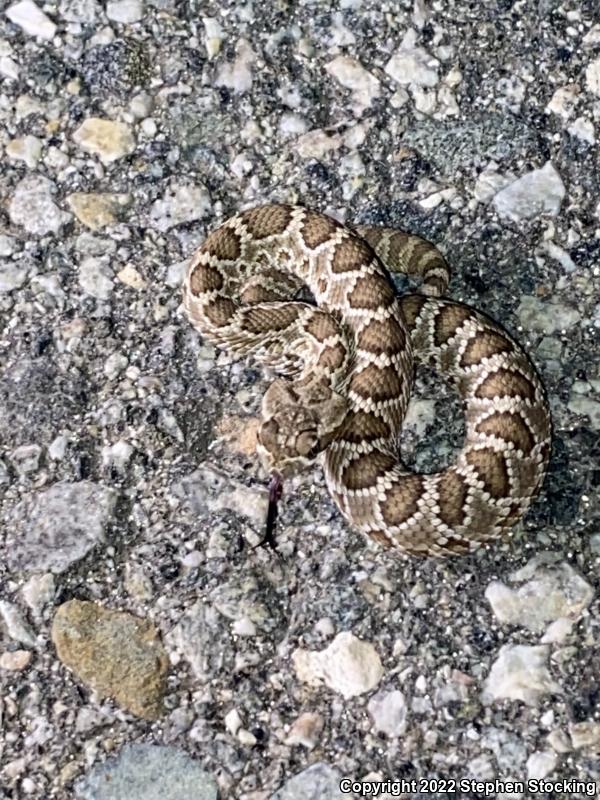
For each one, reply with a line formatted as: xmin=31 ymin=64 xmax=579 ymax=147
xmin=1 ymin=1 xmax=599 ymax=799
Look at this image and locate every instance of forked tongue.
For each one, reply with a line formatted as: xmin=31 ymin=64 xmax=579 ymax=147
xmin=264 ymin=471 xmax=284 ymax=547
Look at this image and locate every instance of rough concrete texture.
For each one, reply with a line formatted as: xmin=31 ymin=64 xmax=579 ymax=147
xmin=0 ymin=1 xmax=599 ymax=798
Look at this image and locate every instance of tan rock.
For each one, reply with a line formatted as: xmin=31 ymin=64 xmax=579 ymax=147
xmin=285 ymin=711 xmax=324 ymax=749
xmin=117 ymin=264 xmax=146 ymax=289
xmin=67 ymin=192 xmax=131 ymax=230
xmin=72 ymin=118 xmax=136 ymax=164
xmin=0 ymin=649 xmax=32 ymax=670
xmin=5 ymin=135 xmax=42 ymax=168
xmin=52 ymin=600 xmax=168 ymax=720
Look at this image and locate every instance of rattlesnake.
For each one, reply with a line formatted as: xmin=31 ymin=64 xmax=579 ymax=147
xmin=183 ymin=204 xmax=551 ymax=556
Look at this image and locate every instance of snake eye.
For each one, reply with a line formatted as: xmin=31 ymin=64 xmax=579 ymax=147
xmin=296 ymin=431 xmax=319 ymax=458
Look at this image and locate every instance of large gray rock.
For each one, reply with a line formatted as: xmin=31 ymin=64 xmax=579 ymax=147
xmin=75 ymin=744 xmax=218 ymax=800
xmin=6 ymin=481 xmax=117 ymax=574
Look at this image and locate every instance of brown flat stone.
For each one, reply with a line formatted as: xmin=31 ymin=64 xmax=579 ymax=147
xmin=52 ymin=600 xmax=168 ymax=720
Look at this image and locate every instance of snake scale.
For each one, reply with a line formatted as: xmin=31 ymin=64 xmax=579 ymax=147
xmin=183 ymin=204 xmax=551 ymax=556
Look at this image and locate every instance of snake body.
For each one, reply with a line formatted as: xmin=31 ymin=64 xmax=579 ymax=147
xmin=183 ymin=205 xmax=551 ymax=556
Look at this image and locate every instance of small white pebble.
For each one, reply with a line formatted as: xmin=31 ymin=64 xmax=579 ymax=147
xmin=237 ymin=728 xmax=257 ymax=746
xmin=224 ymin=708 xmax=242 ymax=735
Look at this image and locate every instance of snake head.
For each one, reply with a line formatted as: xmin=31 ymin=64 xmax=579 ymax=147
xmin=256 ymin=379 xmax=347 ymax=477
xmin=257 ymin=406 xmax=322 ymax=477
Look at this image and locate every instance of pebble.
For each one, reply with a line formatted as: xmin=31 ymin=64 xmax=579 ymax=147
xmin=314 ymin=617 xmax=335 ymax=638
xmin=52 ymin=600 xmax=169 ymax=720
xmin=436 ymin=84 xmax=459 ymax=117
xmin=412 ymin=86 xmax=437 ymax=115
xmin=568 ymin=396 xmax=600 ymax=430
xmin=15 ymin=94 xmax=43 ymax=119
xmin=526 ymin=750 xmax=557 ymax=780
xmin=367 ymin=689 xmax=407 ymax=737
xmin=0 ymin=259 xmax=30 ymax=292
xmin=5 ymin=135 xmax=42 ymax=168
xmin=0 ymin=600 xmax=37 ymax=647
xmin=129 ymin=91 xmax=153 ymax=117
xmin=101 ymin=440 xmax=134 ymax=472
xmin=493 ymin=162 xmax=565 ymax=221
xmin=202 ymin=17 xmax=224 ymax=59
xmin=419 ymin=187 xmax=456 ymax=209
xmin=117 ymin=264 xmax=145 ymax=288
xmin=104 ymin=352 xmax=128 ymax=379
xmin=230 ymin=151 xmax=253 ymax=178
xmin=385 ymin=30 xmax=439 ymax=88
xmin=325 ymin=56 xmax=380 ymax=109
xmin=537 ymin=240 xmax=576 ymax=272
xmin=485 ymin=554 xmax=594 ymax=634
xmin=292 ymin=631 xmax=383 ymax=699
xmin=567 ymin=116 xmax=595 ymax=144
xmin=237 ymin=728 xmax=257 ymax=746
xmin=0 ymin=54 xmax=19 ymax=79
xmin=295 ymin=129 xmax=343 ymax=160
xmin=0 ymin=235 xmax=15 ymax=257
xmin=0 ymin=649 xmax=32 ymax=670
xmin=585 ymin=57 xmax=600 ymax=96
xmin=473 ymin=165 xmax=513 ymax=202
xmin=78 ymin=256 xmax=114 ymax=299
xmin=541 ymin=617 xmax=575 ymax=644
xmin=73 ymin=118 xmax=136 ymax=164
xmin=545 ymin=85 xmax=579 ymax=119
xmin=74 ymin=744 xmax=218 ymax=800
xmin=21 ymin=573 xmax=55 ymax=617
xmin=6 ymin=481 xmax=117 ymax=574
xmin=482 ymin=645 xmax=562 ymax=706
xmin=5 ymin=0 xmax=56 ymax=39
xmin=149 ymin=183 xmax=211 ymax=231
xmin=215 ymin=38 xmax=255 ymax=94
xmin=67 ymin=192 xmax=131 ymax=230
xmin=231 ymin=616 xmax=256 ymax=636
xmin=279 ymin=113 xmax=309 ymax=136
xmin=4 ymin=757 xmax=26 ymax=781
xmin=547 ymin=728 xmax=572 ymax=753
xmin=271 ymin=763 xmax=352 ymax=800
xmin=466 ymin=756 xmax=495 ymax=779
xmin=9 ymin=175 xmax=71 ymax=236
xmin=224 ymin=708 xmax=242 ymax=735
xmin=569 ymin=721 xmax=600 ymax=751
xmin=285 ymin=711 xmax=324 ymax=749
xmin=106 ymin=0 xmax=145 ymax=24
xmin=516 ymin=295 xmax=580 ymax=334
xmin=481 ymin=727 xmax=527 ymax=776
xmin=583 ymin=25 xmax=600 ymax=47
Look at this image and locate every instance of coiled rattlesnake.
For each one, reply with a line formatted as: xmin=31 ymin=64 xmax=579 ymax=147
xmin=183 ymin=205 xmax=551 ymax=556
